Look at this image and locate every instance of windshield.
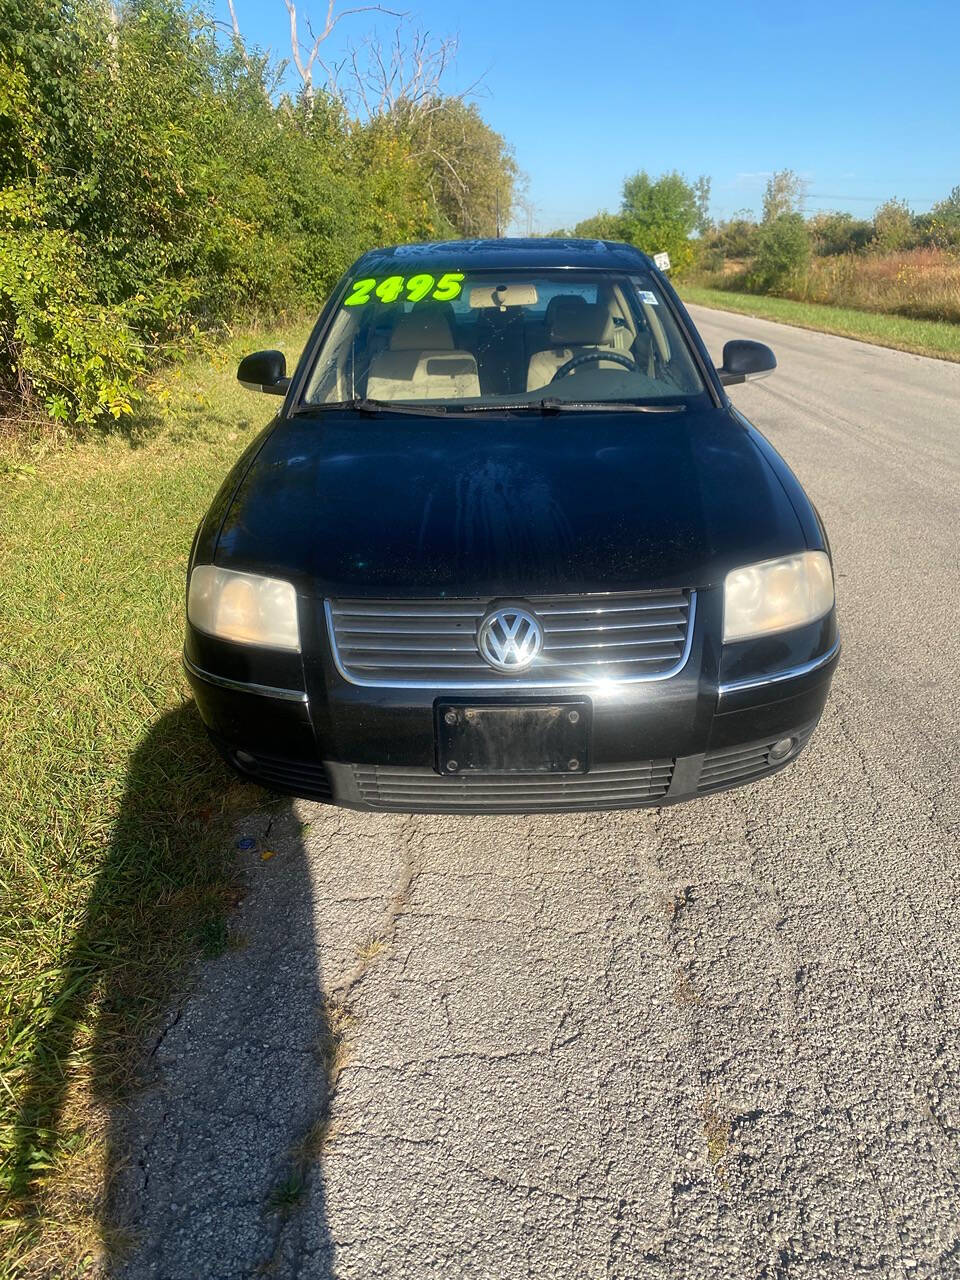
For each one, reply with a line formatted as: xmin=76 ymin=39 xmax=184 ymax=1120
xmin=303 ymin=269 xmax=709 ymax=410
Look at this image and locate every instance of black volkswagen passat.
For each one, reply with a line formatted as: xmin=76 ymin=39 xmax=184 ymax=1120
xmin=184 ymin=238 xmax=839 ymax=812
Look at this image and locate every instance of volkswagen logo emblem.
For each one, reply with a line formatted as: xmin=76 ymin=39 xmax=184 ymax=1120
xmin=477 ymin=604 xmax=544 ymax=672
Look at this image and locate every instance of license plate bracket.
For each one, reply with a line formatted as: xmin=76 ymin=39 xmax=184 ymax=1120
xmin=436 ymin=700 xmax=590 ymax=775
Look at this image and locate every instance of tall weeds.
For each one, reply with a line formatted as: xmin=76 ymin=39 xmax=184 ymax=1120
xmin=695 ymin=248 xmax=960 ymax=325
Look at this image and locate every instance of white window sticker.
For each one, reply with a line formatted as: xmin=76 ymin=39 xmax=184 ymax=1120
xmin=637 ymin=289 xmax=658 ymax=305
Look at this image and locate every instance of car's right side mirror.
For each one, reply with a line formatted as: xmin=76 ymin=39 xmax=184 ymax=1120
xmin=717 ymin=340 xmax=776 ymax=386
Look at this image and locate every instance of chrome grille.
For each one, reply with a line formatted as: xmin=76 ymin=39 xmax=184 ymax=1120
xmin=352 ymin=761 xmax=675 ymax=811
xmin=325 ymin=590 xmax=694 ymax=688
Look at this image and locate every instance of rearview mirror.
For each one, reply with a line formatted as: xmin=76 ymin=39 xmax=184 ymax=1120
xmin=468 ymin=283 xmax=539 ymax=309
xmin=717 ymin=340 xmax=776 ymax=386
xmin=237 ymin=350 xmax=289 ymax=395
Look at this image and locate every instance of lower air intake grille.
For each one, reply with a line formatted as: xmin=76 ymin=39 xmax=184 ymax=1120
xmin=698 ymin=725 xmax=815 ymax=793
xmin=352 ymin=761 xmax=675 ymax=812
xmin=233 ymin=750 xmax=333 ymax=801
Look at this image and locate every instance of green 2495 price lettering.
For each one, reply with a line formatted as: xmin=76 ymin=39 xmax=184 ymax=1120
xmin=343 ymin=272 xmax=465 ymax=306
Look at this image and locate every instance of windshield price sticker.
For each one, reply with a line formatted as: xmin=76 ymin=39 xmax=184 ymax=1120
xmin=637 ymin=289 xmax=659 ymax=305
xmin=343 ymin=272 xmax=465 ymax=307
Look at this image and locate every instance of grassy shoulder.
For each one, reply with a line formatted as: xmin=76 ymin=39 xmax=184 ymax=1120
xmin=0 ymin=318 xmax=311 ymax=1275
xmin=679 ymin=284 xmax=960 ymax=362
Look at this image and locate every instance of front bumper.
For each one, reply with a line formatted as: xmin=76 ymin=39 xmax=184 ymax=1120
xmin=184 ymin=594 xmax=839 ymax=813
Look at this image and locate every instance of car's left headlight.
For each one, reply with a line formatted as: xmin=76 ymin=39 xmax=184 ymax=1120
xmin=187 ymin=565 xmax=300 ymax=651
xmin=723 ymin=551 xmax=834 ymax=643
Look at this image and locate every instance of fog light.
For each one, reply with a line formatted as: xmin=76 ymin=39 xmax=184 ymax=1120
xmin=768 ymin=737 xmax=795 ymax=762
xmin=235 ymin=749 xmax=256 ymax=767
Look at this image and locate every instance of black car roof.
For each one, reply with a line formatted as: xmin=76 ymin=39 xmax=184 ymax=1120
xmin=352 ymin=237 xmax=654 ymax=274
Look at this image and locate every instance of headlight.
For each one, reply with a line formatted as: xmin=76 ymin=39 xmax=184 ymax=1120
xmin=723 ymin=551 xmax=834 ymax=643
xmin=187 ymin=565 xmax=300 ymax=651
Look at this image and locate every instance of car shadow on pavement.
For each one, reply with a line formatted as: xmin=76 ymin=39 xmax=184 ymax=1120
xmin=9 ymin=703 xmax=336 ymax=1278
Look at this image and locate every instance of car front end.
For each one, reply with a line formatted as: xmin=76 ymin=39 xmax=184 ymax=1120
xmin=184 ymin=570 xmax=838 ymax=813
xmin=183 ymin=239 xmax=839 ymax=813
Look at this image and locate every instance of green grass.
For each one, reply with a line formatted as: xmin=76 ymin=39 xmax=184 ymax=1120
xmin=0 ymin=318 xmax=312 ymax=1276
xmin=267 ymin=1171 xmax=306 ymax=1215
xmin=680 ymin=284 xmax=960 ymax=362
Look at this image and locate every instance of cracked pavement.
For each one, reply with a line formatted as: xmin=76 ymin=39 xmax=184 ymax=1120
xmin=112 ymin=310 xmax=960 ymax=1278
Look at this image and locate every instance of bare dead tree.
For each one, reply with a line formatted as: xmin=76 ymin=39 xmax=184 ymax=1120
xmin=324 ymin=19 xmax=482 ymax=121
xmin=323 ymin=19 xmax=510 ymax=236
xmin=218 ymin=0 xmax=402 ymax=101
xmin=282 ymin=0 xmax=403 ymax=102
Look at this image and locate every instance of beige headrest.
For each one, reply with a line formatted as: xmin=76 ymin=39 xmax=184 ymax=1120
xmin=548 ymin=300 xmax=614 ymax=346
xmin=389 ymin=311 xmax=454 ymax=351
xmin=543 ymin=294 xmax=588 ymax=331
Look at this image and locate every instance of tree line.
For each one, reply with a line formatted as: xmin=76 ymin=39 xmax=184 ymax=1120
xmin=554 ymin=167 xmax=960 ymax=305
xmin=0 ymin=0 xmax=518 ymax=428
xmin=548 ymin=171 xmax=711 ymax=275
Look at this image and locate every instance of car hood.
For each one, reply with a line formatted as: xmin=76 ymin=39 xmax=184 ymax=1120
xmin=214 ymin=407 xmax=805 ymax=596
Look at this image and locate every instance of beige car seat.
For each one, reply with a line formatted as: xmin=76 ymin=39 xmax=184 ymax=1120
xmin=365 ymin=311 xmax=480 ymax=401
xmin=526 ymin=300 xmax=633 ymax=391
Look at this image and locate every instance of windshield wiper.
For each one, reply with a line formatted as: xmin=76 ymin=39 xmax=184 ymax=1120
xmin=297 ymin=397 xmax=450 ymax=418
xmin=298 ymin=397 xmax=685 ymax=418
xmin=539 ymin=398 xmax=686 ymax=414
xmin=455 ymin=400 xmax=684 ymax=415
xmin=456 ymin=402 xmax=547 ymax=414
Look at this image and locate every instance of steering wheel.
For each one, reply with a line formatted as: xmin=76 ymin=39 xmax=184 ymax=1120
xmin=550 ymin=351 xmax=638 ymax=382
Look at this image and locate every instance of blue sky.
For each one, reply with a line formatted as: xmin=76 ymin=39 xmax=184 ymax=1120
xmin=215 ymin=0 xmax=960 ymax=232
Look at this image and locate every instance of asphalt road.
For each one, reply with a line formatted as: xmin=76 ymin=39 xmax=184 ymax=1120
xmin=113 ymin=310 xmax=960 ymax=1279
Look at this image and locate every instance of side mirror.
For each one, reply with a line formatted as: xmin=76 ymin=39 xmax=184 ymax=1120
xmin=717 ymin=340 xmax=776 ymax=386
xmin=237 ymin=350 xmax=289 ymax=395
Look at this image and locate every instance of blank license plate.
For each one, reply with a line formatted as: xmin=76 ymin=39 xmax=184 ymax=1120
xmin=436 ymin=701 xmax=589 ymax=775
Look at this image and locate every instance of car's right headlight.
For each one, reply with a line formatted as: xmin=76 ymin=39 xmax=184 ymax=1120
xmin=187 ymin=565 xmax=300 ymax=651
xmin=723 ymin=551 xmax=834 ymax=643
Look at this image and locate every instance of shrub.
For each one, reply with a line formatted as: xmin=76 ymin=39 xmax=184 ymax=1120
xmin=873 ymin=198 xmax=913 ymax=252
xmin=911 ymin=211 xmax=960 ymax=252
xmin=701 ymin=216 xmax=760 ymax=268
xmin=0 ymin=0 xmax=517 ymax=431
xmin=809 ymin=211 xmax=874 ymax=257
xmin=0 ymin=225 xmax=144 ymax=424
xmin=572 ymin=211 xmax=629 ymax=241
xmin=749 ymin=213 xmax=811 ymax=291
xmin=931 ymin=184 xmax=960 ymax=224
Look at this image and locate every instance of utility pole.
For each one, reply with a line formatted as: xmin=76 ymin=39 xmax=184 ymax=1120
xmin=495 ymin=188 xmax=502 ymax=239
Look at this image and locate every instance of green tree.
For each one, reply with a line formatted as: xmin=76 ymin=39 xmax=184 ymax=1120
xmin=693 ymin=175 xmax=712 ymax=236
xmin=618 ymin=170 xmax=700 ymax=273
xmin=762 ymin=169 xmax=806 ymax=222
xmin=407 ymin=98 xmax=518 ymax=238
xmin=0 ymin=0 xmax=517 ymax=430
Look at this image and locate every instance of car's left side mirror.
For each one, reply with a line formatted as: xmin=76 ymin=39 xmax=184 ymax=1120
xmin=237 ymin=349 xmax=289 ymax=395
xmin=717 ymin=340 xmax=776 ymax=386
